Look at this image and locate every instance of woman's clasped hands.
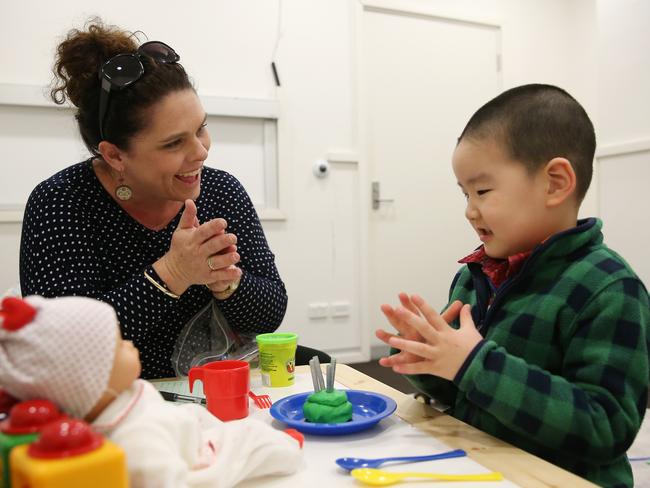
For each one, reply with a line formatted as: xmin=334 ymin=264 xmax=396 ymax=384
xmin=154 ymin=199 xmax=242 ymax=296
xmin=375 ymin=293 xmax=483 ymax=381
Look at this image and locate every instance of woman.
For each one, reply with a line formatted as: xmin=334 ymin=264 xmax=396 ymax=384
xmin=19 ymin=20 xmax=325 ymax=379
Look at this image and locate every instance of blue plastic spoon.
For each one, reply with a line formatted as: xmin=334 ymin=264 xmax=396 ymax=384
xmin=336 ymin=448 xmax=466 ymax=471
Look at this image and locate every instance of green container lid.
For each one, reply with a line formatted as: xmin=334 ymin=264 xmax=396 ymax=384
xmin=256 ymin=332 xmax=298 ymax=345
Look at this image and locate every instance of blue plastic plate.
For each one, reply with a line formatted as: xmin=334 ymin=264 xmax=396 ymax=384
xmin=269 ymin=390 xmax=397 ymax=435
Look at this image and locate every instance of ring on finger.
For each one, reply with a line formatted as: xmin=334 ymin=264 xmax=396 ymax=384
xmin=207 ymin=255 xmax=218 ymax=271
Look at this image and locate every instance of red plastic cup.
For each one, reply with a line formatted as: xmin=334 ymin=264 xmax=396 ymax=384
xmin=188 ymin=360 xmax=250 ymax=421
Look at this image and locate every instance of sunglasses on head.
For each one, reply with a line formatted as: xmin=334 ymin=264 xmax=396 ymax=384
xmin=98 ymin=41 xmax=180 ymax=141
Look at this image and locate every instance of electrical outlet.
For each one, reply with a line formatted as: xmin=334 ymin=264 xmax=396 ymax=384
xmin=331 ymin=301 xmax=351 ymax=318
xmin=308 ymin=302 xmax=329 ymax=319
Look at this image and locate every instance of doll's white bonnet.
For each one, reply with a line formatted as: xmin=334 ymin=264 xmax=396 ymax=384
xmin=0 ymin=295 xmax=117 ymax=418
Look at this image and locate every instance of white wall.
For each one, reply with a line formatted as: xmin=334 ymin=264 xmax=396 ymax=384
xmin=261 ymin=1 xmax=362 ymax=357
xmin=596 ymin=0 xmax=650 ymax=141
xmin=595 ymin=0 xmax=650 ymax=286
xmin=362 ymin=0 xmax=599 ymax=354
xmin=1 ymin=1 xmax=648 ymax=360
xmin=0 ymin=0 xmax=364 ymax=360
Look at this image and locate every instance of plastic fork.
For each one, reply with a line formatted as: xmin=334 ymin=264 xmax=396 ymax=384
xmin=249 ymin=391 xmax=273 ymax=409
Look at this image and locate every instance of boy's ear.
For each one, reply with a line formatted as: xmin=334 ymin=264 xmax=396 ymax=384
xmin=544 ymin=157 xmax=576 ymax=207
xmin=97 ymin=141 xmax=126 ymax=172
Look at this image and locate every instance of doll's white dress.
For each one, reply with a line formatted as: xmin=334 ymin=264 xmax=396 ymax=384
xmin=92 ymin=380 xmax=302 ymax=488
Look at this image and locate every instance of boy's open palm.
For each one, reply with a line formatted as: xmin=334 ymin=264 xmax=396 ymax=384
xmin=377 ymin=295 xmax=482 ymax=381
xmin=377 ymin=293 xmax=461 ymax=366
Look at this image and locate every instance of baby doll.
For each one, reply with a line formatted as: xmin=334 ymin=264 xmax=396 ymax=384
xmin=0 ymin=296 xmax=302 ymax=488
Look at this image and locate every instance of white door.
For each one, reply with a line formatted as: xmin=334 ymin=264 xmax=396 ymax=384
xmin=361 ymin=6 xmax=501 ymax=351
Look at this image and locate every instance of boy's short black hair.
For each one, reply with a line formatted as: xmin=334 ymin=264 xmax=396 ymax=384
xmin=458 ymin=84 xmax=596 ymax=202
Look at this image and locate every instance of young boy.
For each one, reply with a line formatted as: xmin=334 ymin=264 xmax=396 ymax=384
xmin=376 ymin=84 xmax=649 ymax=488
xmin=0 ymin=295 xmax=302 ymax=488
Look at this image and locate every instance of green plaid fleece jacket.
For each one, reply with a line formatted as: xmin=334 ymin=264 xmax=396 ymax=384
xmin=402 ymin=219 xmax=649 ymax=488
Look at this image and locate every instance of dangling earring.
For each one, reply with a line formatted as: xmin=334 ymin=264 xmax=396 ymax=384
xmin=115 ymin=171 xmax=133 ymax=201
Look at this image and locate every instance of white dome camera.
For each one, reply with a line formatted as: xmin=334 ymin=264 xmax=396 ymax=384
xmin=313 ymin=159 xmax=330 ymax=178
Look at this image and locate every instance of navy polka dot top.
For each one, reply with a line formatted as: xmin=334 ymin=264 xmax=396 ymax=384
xmin=20 ymin=159 xmax=287 ymax=379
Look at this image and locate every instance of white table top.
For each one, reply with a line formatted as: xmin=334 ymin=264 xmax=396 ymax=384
xmin=155 ymin=367 xmax=518 ymax=488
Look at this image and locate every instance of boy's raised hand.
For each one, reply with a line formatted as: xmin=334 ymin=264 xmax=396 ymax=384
xmin=376 ymin=295 xmax=482 ymax=381
xmin=376 ymin=293 xmax=462 ymax=366
xmin=377 ymin=292 xmax=427 ymax=342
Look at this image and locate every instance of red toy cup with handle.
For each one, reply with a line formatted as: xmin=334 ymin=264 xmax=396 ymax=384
xmin=189 ymin=360 xmax=250 ymax=421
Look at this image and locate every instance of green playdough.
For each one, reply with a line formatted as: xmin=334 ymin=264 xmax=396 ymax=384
xmin=303 ymin=389 xmax=353 ymax=423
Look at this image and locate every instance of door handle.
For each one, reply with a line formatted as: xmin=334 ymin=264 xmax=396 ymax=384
xmin=372 ymin=181 xmax=394 ymax=210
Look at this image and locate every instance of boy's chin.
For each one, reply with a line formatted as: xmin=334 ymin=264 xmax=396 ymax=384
xmin=483 ymin=244 xmax=499 ymax=256
xmin=483 ymin=245 xmax=508 ymax=260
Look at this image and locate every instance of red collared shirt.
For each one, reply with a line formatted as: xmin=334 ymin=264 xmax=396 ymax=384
xmin=458 ymin=246 xmax=532 ymax=288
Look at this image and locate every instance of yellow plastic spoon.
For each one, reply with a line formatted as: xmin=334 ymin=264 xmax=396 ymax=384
xmin=350 ymin=468 xmax=503 ymax=486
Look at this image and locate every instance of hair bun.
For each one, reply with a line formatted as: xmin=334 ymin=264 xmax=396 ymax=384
xmin=50 ymin=18 xmax=138 ymax=108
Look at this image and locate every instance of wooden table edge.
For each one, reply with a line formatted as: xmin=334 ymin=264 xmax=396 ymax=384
xmin=333 ymin=363 xmax=598 ymax=488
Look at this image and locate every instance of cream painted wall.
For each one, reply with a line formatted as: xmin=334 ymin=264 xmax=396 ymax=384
xmin=362 ymin=0 xmax=599 ymax=353
xmin=368 ymin=0 xmax=599 ymax=215
xmin=595 ymin=0 xmax=650 ymax=286
xmin=0 ymin=0 xmax=364 ymax=360
xmin=0 ymin=1 xmax=647 ymax=360
xmin=596 ymin=0 xmax=650 ymax=141
xmin=260 ymin=1 xmax=362 ymax=357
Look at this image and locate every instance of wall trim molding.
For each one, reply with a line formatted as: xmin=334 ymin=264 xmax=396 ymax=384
xmin=596 ymin=138 xmax=650 ymax=158
xmin=0 ymin=83 xmax=280 ymax=119
xmin=0 ymin=83 xmax=284 ymax=221
xmin=0 ymin=206 xmax=25 ymax=223
xmin=360 ymin=0 xmax=501 ymax=29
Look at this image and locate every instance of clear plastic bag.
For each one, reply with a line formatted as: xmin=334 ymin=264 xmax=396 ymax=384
xmin=171 ymin=300 xmax=259 ymax=377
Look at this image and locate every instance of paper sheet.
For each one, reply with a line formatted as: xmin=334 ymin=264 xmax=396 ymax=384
xmin=153 ymin=378 xmax=204 ymax=398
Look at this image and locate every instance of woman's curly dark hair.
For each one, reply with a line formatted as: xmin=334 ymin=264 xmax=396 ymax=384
xmin=50 ymin=18 xmax=192 ymax=154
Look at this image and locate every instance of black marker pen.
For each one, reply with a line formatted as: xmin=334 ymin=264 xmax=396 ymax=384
xmin=159 ymin=390 xmax=206 ymax=405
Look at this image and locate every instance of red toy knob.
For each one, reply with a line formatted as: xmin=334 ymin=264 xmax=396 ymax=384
xmin=28 ymin=419 xmax=103 ymax=459
xmin=0 ymin=399 xmax=63 ymax=435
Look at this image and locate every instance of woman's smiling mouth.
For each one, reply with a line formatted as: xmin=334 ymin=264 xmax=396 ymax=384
xmin=175 ymin=167 xmax=202 ymax=184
